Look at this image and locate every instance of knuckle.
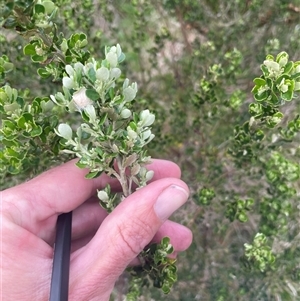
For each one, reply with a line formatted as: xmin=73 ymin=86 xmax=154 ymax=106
xmin=116 ymin=217 xmax=154 ymax=256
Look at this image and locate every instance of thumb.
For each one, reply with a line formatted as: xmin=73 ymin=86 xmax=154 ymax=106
xmin=69 ymin=178 xmax=189 ymax=300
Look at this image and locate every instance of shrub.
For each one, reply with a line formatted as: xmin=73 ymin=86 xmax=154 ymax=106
xmin=1 ymin=1 xmax=299 ymax=300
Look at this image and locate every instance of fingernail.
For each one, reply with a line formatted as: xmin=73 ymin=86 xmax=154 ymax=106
xmin=154 ymin=185 xmax=189 ymax=221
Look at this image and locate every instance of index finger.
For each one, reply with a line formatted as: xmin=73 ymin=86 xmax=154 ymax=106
xmin=2 ymin=159 xmax=181 ymax=227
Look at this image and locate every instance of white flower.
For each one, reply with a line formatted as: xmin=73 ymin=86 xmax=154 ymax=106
xmin=139 ymin=109 xmax=155 ymax=127
xmin=56 ymin=123 xmax=73 ymax=140
xmin=72 ymin=87 xmax=93 ymax=109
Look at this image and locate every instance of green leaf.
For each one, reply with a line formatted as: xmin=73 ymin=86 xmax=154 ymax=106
xmin=85 ymin=170 xmax=103 ymax=179
xmin=253 ymin=77 xmax=266 ymax=86
xmin=34 ymin=4 xmax=45 ymax=14
xmin=99 ymin=112 xmax=107 ymax=125
xmin=42 ymin=1 xmax=56 ymax=14
xmin=266 ymin=112 xmax=283 ymax=128
xmin=87 ymin=67 xmax=96 ymax=82
xmin=76 ymin=161 xmax=87 ymax=169
xmin=37 ymin=68 xmax=50 ymax=78
xmin=284 ymin=61 xmax=293 ymax=74
xmin=49 ymin=115 xmax=58 ymax=128
xmin=2 ymin=138 xmax=18 ymax=147
xmin=30 ymin=125 xmax=43 ymax=137
xmin=238 ymin=212 xmax=248 ymax=222
xmin=23 ymin=44 xmax=36 ymax=56
xmin=31 ymin=54 xmax=46 ymax=62
xmin=85 ymin=88 xmax=99 ymax=101
xmin=3 ymin=17 xmax=17 ymax=29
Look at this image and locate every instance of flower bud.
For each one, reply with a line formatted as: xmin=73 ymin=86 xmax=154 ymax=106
xmin=127 ymin=127 xmax=138 ymax=140
xmin=63 ymin=77 xmax=75 ymax=89
xmin=65 ymin=65 xmax=74 ymax=77
xmin=120 ymin=108 xmax=131 ymax=119
xmin=56 ymin=123 xmax=72 ymax=140
xmin=84 ymin=104 xmax=96 ymax=122
xmin=145 ymin=170 xmax=154 ymax=182
xmin=123 ymin=84 xmax=137 ymax=102
xmin=106 ymin=51 xmax=118 ymax=68
xmin=139 ymin=109 xmax=155 ymax=127
xmin=263 ymin=60 xmax=280 ymax=72
xmin=97 ymin=190 xmax=109 ymax=202
xmin=110 ymin=68 xmax=121 ymax=79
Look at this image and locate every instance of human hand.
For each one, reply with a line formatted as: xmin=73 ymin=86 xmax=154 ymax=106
xmin=1 ymin=159 xmax=192 ymax=300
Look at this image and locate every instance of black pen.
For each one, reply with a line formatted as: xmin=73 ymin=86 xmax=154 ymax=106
xmin=49 ymin=212 xmax=72 ymax=301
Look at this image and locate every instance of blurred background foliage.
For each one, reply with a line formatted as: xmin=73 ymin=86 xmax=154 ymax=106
xmin=1 ymin=0 xmax=300 ymax=300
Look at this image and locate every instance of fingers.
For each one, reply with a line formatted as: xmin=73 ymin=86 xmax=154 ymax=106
xmin=71 ymin=197 xmax=108 ymax=241
xmin=152 ymin=220 xmax=193 ymax=252
xmin=70 ymin=217 xmax=193 ymax=255
xmin=2 ymin=159 xmax=181 ymax=235
xmin=69 ymin=177 xmax=189 ymax=300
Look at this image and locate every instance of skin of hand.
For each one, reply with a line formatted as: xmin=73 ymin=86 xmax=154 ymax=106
xmin=1 ymin=159 xmax=192 ymax=301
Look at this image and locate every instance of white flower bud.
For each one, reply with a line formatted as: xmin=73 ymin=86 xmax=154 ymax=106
xmin=116 ymin=44 xmax=122 ymax=58
xmin=145 ymin=170 xmax=154 ymax=182
xmin=139 ymin=109 xmax=155 ymax=127
xmin=84 ymin=104 xmax=96 ymax=122
xmin=56 ymin=123 xmax=72 ymax=140
xmin=120 ymin=108 xmax=131 ymax=119
xmin=123 ymin=83 xmax=137 ymax=102
xmin=127 ymin=127 xmax=138 ymax=140
xmin=97 ymin=190 xmax=109 ymax=201
xmin=263 ymin=60 xmax=280 ymax=72
xmin=62 ymin=77 xmax=75 ymax=89
xmin=65 ymin=65 xmax=74 ymax=76
xmin=280 ymin=84 xmax=288 ymax=93
xmin=106 ymin=51 xmax=118 ymax=68
xmin=73 ymin=87 xmax=93 ymax=109
xmin=278 ymin=56 xmax=288 ymax=67
xmin=110 ymin=68 xmax=121 ymax=79
xmin=123 ymin=78 xmax=129 ymax=89
xmin=96 ymin=66 xmax=110 ymax=81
